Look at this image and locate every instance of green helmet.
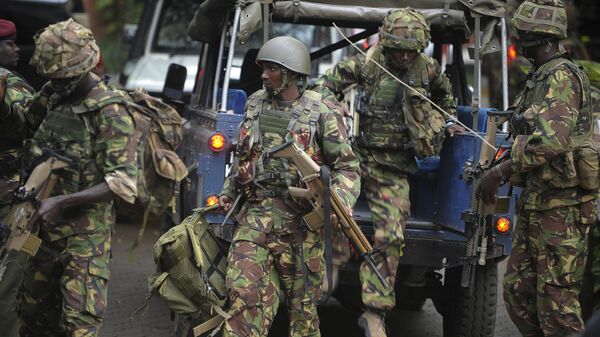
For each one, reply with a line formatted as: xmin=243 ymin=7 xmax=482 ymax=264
xmin=31 ymin=18 xmax=100 ymax=79
xmin=256 ymin=36 xmax=311 ymax=76
xmin=511 ymin=0 xmax=568 ymax=42
xmin=379 ymin=8 xmax=430 ymax=51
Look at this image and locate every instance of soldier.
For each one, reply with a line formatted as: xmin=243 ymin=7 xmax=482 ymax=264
xmin=317 ymin=8 xmax=463 ymax=336
xmin=218 ymin=36 xmax=360 ymax=337
xmin=0 ymin=18 xmax=37 ymax=337
xmin=476 ymin=1 xmax=597 ymax=336
xmin=16 ymin=19 xmax=138 ymax=337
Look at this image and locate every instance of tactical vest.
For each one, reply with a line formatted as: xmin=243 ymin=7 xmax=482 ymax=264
xmin=510 ymin=56 xmax=597 ymax=191
xmin=357 ymin=46 xmax=444 ymax=155
xmin=237 ymin=89 xmax=322 ymax=195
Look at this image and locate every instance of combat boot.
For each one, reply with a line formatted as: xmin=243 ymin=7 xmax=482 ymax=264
xmin=357 ymin=310 xmax=387 ymax=337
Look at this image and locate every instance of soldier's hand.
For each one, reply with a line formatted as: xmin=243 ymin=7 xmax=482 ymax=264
xmin=475 ymin=169 xmax=502 ymax=205
xmin=446 ymin=124 xmax=466 ymax=138
xmin=28 ymin=196 xmax=66 ymax=229
xmin=331 ymin=207 xmax=353 ymax=230
xmin=219 ymin=195 xmax=234 ymax=213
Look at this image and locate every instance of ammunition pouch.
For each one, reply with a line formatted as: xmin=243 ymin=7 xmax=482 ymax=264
xmin=576 ymin=143 xmax=600 ymax=190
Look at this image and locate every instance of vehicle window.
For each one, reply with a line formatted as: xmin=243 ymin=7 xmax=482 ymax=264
xmin=153 ymin=0 xmax=202 ymax=53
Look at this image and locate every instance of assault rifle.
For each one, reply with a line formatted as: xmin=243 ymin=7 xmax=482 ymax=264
xmin=461 ymin=110 xmax=512 ymax=288
xmin=0 ymin=151 xmax=70 ymax=281
xmin=269 ymin=141 xmax=389 ymax=289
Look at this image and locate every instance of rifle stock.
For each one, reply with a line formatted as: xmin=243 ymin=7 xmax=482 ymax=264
xmin=270 ymin=141 xmax=389 ymax=289
xmin=0 ymin=154 xmax=69 ymax=281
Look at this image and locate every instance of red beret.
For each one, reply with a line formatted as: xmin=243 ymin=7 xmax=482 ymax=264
xmin=0 ymin=19 xmax=17 ymax=40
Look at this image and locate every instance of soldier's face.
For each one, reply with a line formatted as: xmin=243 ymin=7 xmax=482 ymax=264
xmin=387 ymin=49 xmax=418 ymax=69
xmin=0 ymin=38 xmax=19 ymax=68
xmin=260 ymin=62 xmax=284 ymax=93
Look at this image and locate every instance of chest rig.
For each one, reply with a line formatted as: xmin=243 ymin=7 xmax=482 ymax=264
xmin=357 ymin=46 xmax=433 ymax=150
xmin=241 ymin=90 xmax=322 ymax=193
xmin=511 ymin=57 xmax=592 ymax=142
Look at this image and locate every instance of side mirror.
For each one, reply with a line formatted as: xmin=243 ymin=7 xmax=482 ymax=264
xmin=162 ymin=63 xmax=187 ymax=104
xmin=123 ymin=24 xmax=138 ymax=44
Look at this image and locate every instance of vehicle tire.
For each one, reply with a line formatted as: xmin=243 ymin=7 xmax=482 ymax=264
xmin=442 ymin=262 xmax=498 ymax=337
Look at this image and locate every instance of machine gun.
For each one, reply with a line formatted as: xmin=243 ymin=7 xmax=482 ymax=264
xmin=0 ymin=151 xmax=70 ymax=281
xmin=269 ymin=141 xmax=389 ymax=289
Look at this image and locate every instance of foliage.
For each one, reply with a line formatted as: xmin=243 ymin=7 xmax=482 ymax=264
xmin=95 ymin=0 xmax=144 ymax=73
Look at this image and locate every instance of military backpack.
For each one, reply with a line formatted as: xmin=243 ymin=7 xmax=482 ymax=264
xmin=89 ymin=88 xmax=188 ymax=218
xmin=148 ymin=205 xmax=229 ymax=336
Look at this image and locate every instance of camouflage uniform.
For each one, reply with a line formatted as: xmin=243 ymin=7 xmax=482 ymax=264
xmin=577 ymin=60 xmax=600 ymax=314
xmin=0 ymin=66 xmax=36 ymax=337
xmin=221 ymin=37 xmax=360 ymax=337
xmin=318 ymin=9 xmax=456 ymax=315
xmin=502 ymin=2 xmax=598 ymax=336
xmin=16 ymin=19 xmax=138 ymax=337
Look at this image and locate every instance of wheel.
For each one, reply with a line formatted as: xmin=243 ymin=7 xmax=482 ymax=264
xmin=442 ymin=262 xmax=498 ymax=337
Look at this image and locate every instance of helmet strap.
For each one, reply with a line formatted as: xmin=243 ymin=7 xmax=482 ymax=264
xmin=272 ymin=68 xmax=289 ymax=97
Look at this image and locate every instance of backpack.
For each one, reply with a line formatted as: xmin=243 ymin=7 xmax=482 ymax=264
xmin=89 ymin=87 xmax=188 ymax=248
xmin=120 ymin=88 xmax=188 ymax=216
xmin=77 ymin=86 xmax=189 ymax=216
xmin=148 ymin=205 xmax=229 ymax=336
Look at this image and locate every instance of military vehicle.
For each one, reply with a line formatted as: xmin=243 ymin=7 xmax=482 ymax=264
xmin=166 ymin=1 xmax=516 ymax=336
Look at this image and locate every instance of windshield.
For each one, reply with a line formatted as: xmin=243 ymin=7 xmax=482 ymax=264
xmin=153 ymin=0 xmax=202 ymax=53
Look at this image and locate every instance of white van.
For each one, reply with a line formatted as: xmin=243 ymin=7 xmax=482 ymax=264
xmin=119 ymin=0 xmax=202 ymax=96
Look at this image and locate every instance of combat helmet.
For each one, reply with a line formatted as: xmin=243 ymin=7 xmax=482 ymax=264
xmin=256 ymin=36 xmax=311 ymax=76
xmin=31 ymin=18 xmax=100 ymax=79
xmin=379 ymin=8 xmax=430 ymax=52
xmin=511 ymin=0 xmax=568 ymax=43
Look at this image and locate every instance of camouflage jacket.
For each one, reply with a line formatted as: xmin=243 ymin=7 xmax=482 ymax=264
xmin=509 ymin=53 xmax=597 ymax=210
xmin=317 ymin=44 xmax=456 ymax=173
xmin=222 ymin=89 xmax=360 ymax=235
xmin=28 ymin=75 xmax=138 ymax=239
xmin=0 ymin=68 xmax=35 ymax=180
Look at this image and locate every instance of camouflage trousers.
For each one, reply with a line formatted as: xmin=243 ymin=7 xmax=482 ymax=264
xmin=589 ymin=209 xmax=600 ymax=313
xmin=223 ymin=226 xmax=323 ymax=337
xmin=503 ymin=200 xmax=596 ymax=337
xmin=17 ymin=230 xmax=111 ymax=337
xmin=0 ymin=199 xmax=28 ymax=337
xmin=358 ymin=163 xmax=409 ymax=311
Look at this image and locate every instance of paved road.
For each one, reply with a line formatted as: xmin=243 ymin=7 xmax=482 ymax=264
xmin=100 ymin=221 xmax=521 ymax=337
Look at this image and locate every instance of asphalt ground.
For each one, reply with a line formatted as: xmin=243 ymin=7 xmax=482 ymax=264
xmin=100 ymin=221 xmax=521 ymax=337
